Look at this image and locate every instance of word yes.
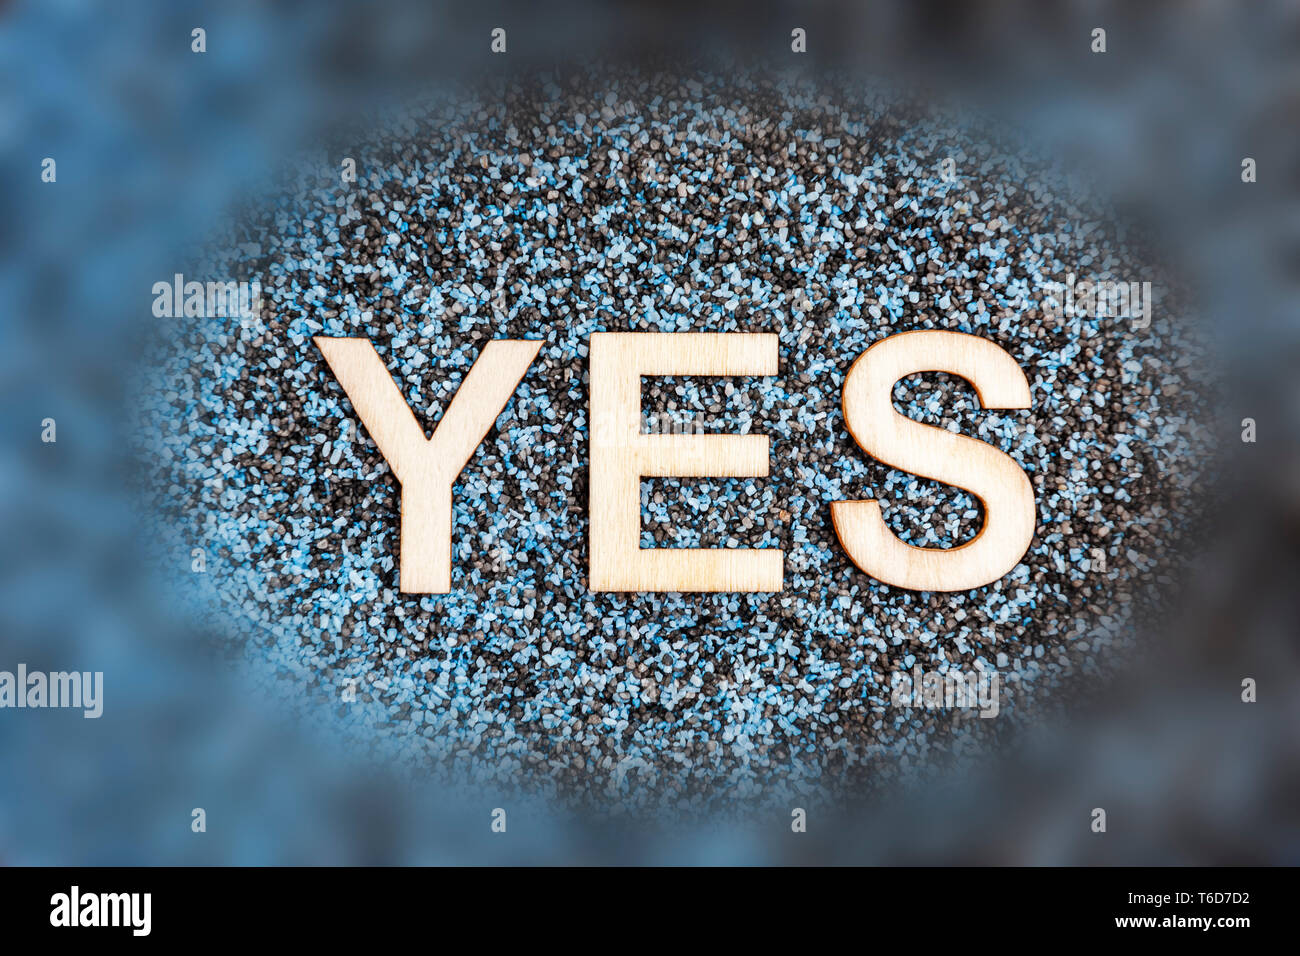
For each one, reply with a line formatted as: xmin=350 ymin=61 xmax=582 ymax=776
xmin=314 ymin=330 xmax=1035 ymax=594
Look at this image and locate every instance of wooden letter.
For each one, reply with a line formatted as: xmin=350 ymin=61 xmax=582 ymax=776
xmin=831 ymin=330 xmax=1034 ymax=591
xmin=589 ymin=332 xmax=783 ymax=592
xmin=314 ymin=337 xmax=540 ymax=593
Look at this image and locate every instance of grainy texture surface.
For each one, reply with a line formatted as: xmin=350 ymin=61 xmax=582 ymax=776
xmin=144 ymin=72 xmax=1211 ymax=813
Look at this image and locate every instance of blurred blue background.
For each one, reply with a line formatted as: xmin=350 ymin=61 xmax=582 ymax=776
xmin=0 ymin=0 xmax=1297 ymax=863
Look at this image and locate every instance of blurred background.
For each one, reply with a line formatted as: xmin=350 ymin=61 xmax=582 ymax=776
xmin=0 ymin=0 xmax=1296 ymax=863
